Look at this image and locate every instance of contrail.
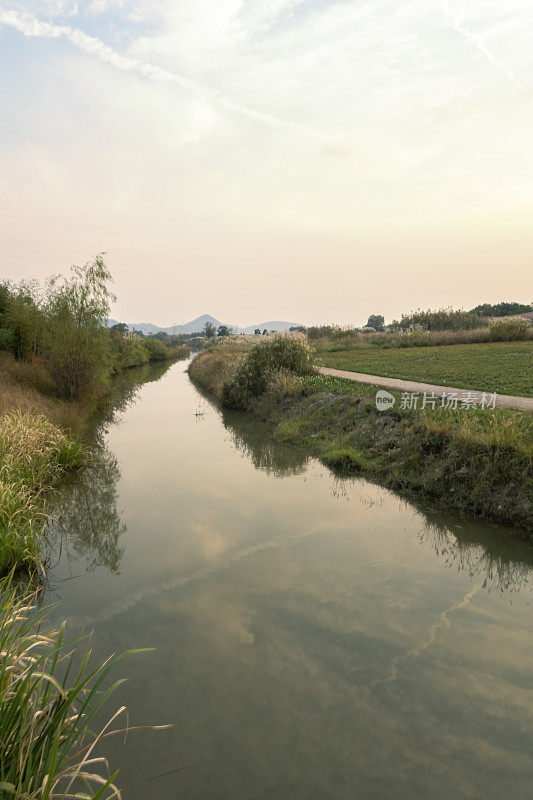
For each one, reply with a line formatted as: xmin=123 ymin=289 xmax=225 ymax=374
xmin=0 ymin=8 xmax=332 ymax=142
xmin=441 ymin=0 xmax=524 ymax=90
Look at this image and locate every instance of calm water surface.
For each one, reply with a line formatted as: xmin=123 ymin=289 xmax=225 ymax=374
xmin=47 ymin=360 xmax=533 ymax=799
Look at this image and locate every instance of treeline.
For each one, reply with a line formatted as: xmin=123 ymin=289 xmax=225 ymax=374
xmin=470 ymin=301 xmax=532 ymax=318
xmin=0 ymin=255 xmax=188 ymax=401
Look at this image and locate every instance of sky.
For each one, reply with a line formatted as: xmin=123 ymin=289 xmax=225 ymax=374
xmin=0 ymin=1 xmax=532 ymax=327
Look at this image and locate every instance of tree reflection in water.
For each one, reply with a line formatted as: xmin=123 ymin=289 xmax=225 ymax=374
xmin=45 ymin=360 xmax=174 ymax=575
xmin=46 ymin=436 xmax=125 ymax=573
xmin=326 ymin=474 xmax=533 ymax=596
xmin=221 ymin=406 xmax=309 ymax=477
xmin=220 ymin=402 xmax=533 ymax=597
xmin=416 ymin=514 xmax=533 ymax=595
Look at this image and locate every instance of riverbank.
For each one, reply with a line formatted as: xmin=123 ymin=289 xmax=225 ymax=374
xmin=0 ymin=346 xmax=188 ymax=574
xmin=189 ymin=339 xmax=533 ymax=533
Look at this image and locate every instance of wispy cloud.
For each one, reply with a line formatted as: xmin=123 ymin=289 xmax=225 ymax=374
xmin=441 ymin=0 xmax=524 ymax=90
xmin=0 ymin=7 xmax=332 ymax=142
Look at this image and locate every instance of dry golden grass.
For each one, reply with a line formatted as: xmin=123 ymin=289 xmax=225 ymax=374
xmin=0 ymin=352 xmax=89 ymax=570
xmin=188 ymin=338 xmax=252 ymax=400
xmin=0 ymin=352 xmax=85 ymax=431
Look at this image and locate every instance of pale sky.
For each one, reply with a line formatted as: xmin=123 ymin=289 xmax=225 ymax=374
xmin=1 ymin=1 xmax=532 ymax=327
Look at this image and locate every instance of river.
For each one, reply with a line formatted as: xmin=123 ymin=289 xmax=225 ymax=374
xmin=46 ymin=359 xmax=533 ymax=799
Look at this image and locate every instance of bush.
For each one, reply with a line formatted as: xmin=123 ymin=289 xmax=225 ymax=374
xmin=0 ymin=328 xmax=14 ymax=351
xmin=489 ymin=320 xmax=528 ymax=342
xmin=398 ymin=308 xmax=485 ymax=332
xmin=141 ymin=336 xmax=171 ymax=361
xmin=188 ymin=341 xmax=250 ymax=399
xmin=471 ymin=301 xmax=532 ymax=317
xmin=222 ymin=334 xmax=314 ymax=409
xmin=111 ymin=332 xmax=149 ymax=370
xmin=43 ymin=256 xmax=114 ymax=400
xmin=0 ymin=282 xmax=42 ymax=362
xmin=171 ymin=344 xmax=191 ymax=360
xmin=255 ymin=367 xmax=304 ymax=417
xmin=264 ymin=367 xmax=304 ymax=401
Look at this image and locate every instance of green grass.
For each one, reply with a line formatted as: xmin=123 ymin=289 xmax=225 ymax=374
xmin=300 ymin=374 xmax=533 ymax=452
xmin=0 ymin=412 xmax=86 ymax=572
xmin=273 ymin=385 xmax=533 ymax=531
xmin=315 ymin=341 xmax=533 ymax=397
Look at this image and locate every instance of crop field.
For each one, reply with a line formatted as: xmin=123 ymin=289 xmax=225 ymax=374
xmin=315 ymin=341 xmax=533 ymax=397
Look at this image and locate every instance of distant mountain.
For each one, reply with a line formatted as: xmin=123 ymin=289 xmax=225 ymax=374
xmin=170 ymin=314 xmax=223 ymax=335
xmin=107 ymin=314 xmax=300 ymax=335
xmin=239 ymin=320 xmax=302 ymax=334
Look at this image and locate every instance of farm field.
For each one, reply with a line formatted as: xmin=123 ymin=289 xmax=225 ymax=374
xmin=315 ymin=341 xmax=533 ymax=397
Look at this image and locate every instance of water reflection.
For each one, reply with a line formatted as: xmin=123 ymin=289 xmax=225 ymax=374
xmin=46 ymin=361 xmax=174 ymax=575
xmin=44 ymin=361 xmax=533 ymax=800
xmin=220 ymin=408 xmax=533 ymax=597
xmin=46 ymin=436 xmax=125 ymax=573
xmin=416 ymin=517 xmax=533 ymax=594
xmin=221 ymin=407 xmax=309 ymax=476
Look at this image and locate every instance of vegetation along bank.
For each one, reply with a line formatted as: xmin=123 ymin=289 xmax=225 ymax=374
xmin=189 ymin=335 xmax=533 ymax=534
xmin=0 ymin=254 xmax=189 ymax=573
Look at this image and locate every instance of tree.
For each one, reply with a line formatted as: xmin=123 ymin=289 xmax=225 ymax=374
xmin=203 ymin=321 xmax=216 ymax=338
xmin=254 ymin=329 xmax=261 ymax=335
xmin=217 ymin=325 xmax=230 ymax=337
xmin=141 ymin=336 xmax=170 ymax=361
xmin=43 ymin=254 xmax=115 ymax=400
xmin=110 ymin=322 xmax=128 ymax=333
xmin=366 ymin=314 xmax=385 ymax=332
xmin=0 ymin=280 xmax=41 ymax=361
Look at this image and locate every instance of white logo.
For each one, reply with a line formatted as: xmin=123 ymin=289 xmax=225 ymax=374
xmin=375 ymin=390 xmax=395 ymax=411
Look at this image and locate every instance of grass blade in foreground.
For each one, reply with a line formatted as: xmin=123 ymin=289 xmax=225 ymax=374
xmin=0 ymin=573 xmax=168 ymax=799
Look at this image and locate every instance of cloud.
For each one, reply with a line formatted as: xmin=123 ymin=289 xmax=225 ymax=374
xmin=0 ymin=7 xmax=332 ymax=142
xmin=441 ymin=0 xmax=524 ymax=90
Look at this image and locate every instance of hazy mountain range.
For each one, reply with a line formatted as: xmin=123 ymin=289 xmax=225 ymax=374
xmin=107 ymin=313 xmax=301 ymax=336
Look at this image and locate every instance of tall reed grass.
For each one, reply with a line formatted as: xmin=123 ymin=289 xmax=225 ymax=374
xmin=0 ymin=572 xmax=164 ymax=798
xmin=0 ymin=413 xmax=85 ymax=571
xmin=312 ymin=323 xmax=532 ymax=352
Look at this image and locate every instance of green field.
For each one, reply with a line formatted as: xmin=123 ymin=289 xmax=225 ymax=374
xmin=315 ymin=341 xmax=533 ymax=397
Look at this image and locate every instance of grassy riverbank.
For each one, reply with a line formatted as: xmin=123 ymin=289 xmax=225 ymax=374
xmin=189 ymin=338 xmax=533 ymax=533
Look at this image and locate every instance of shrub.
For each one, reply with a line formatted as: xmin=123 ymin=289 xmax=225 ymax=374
xmin=264 ymin=367 xmax=304 ymax=401
xmin=471 ymin=301 xmax=532 ymax=317
xmin=141 ymin=336 xmax=171 ymax=361
xmin=398 ymin=308 xmax=485 ymax=332
xmin=188 ymin=341 xmax=250 ymax=400
xmin=222 ymin=333 xmax=314 ymax=409
xmin=111 ymin=332 xmax=149 ymax=371
xmin=307 ymin=325 xmax=355 ymax=340
xmin=489 ymin=320 xmax=528 ymax=342
xmin=43 ymin=255 xmax=114 ymax=400
xmin=0 ymin=282 xmax=42 ymax=362
xmin=171 ymin=344 xmax=191 ymax=360
xmin=0 ymin=328 xmax=14 ymax=351
xmin=255 ymin=368 xmax=304 ymax=417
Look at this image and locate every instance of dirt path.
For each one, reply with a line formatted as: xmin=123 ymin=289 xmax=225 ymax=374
xmin=319 ymin=367 xmax=533 ymax=412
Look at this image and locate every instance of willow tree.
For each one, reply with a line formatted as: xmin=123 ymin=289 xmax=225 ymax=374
xmin=44 ymin=254 xmax=115 ymax=400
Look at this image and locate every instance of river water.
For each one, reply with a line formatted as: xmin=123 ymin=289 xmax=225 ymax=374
xmin=47 ymin=359 xmax=533 ymax=799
